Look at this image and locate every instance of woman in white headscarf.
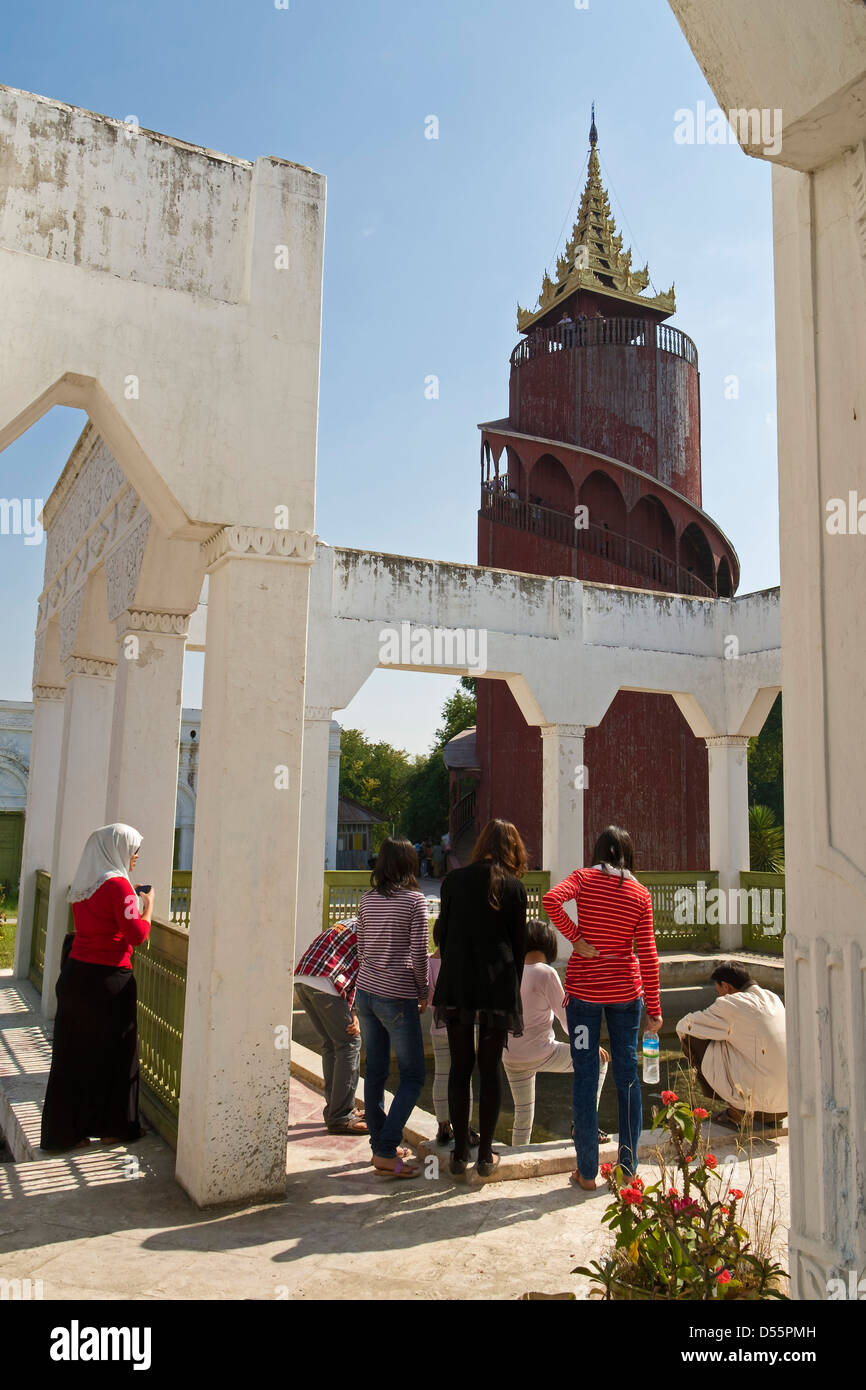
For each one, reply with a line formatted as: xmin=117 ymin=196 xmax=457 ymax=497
xmin=40 ymin=824 xmax=153 ymax=1151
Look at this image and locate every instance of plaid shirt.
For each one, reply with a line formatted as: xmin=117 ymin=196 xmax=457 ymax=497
xmin=294 ymin=921 xmax=359 ymax=1007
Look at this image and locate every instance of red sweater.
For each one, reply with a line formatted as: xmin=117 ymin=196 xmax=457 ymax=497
xmin=542 ymin=868 xmax=661 ymax=1017
xmin=68 ymin=877 xmax=151 ymax=969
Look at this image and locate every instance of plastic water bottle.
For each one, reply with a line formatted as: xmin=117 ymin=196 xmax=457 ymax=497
xmin=642 ymin=1031 xmax=660 ymax=1084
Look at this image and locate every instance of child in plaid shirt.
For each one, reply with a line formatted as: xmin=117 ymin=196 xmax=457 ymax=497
xmin=294 ymin=921 xmax=367 ymax=1134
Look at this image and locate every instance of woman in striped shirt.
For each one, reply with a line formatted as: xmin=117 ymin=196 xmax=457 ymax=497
xmin=543 ymin=825 xmax=662 ymax=1189
xmin=355 ymin=838 xmax=429 ymax=1177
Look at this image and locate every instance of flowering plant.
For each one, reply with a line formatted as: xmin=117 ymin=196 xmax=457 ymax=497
xmin=574 ymin=1094 xmax=788 ymax=1300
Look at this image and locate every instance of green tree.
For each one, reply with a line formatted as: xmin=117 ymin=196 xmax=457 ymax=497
xmin=404 ymin=681 xmax=478 ymax=842
xmin=338 ymin=728 xmax=413 ymax=830
xmin=748 ymin=693 xmax=783 ymax=822
xmin=749 ymin=803 xmax=785 ymax=872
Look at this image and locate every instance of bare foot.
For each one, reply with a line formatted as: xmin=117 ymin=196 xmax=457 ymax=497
xmin=569 ymin=1169 xmax=597 ymax=1190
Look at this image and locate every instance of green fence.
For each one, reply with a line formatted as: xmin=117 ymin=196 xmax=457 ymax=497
xmin=739 ymin=871 xmax=785 ymax=955
xmin=133 ymin=917 xmax=188 ymax=1147
xmin=27 ymin=870 xmax=51 ymax=993
xmin=169 ymin=871 xmax=192 ymax=928
xmin=635 ymin=872 xmax=721 ymax=949
xmin=322 ymin=870 xmax=552 ymax=933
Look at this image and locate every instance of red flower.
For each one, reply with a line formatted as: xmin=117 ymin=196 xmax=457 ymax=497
xmin=670 ymin=1196 xmax=700 ymax=1218
xmin=704 ymin=1153 xmax=718 ymax=1169
xmin=630 ymin=1176 xmax=645 ymax=1190
xmin=600 ymin=1163 xmax=613 ymax=1177
xmin=667 ymin=1187 xmax=678 ymax=1198
xmin=729 ymin=1188 xmax=744 ymax=1200
xmin=692 ymin=1107 xmax=709 ymax=1119
xmin=620 ymin=1187 xmax=643 ymax=1206
xmin=716 ymin=1269 xmax=732 ymax=1284
xmin=661 ymin=1091 xmax=678 ymax=1105
xmin=720 ymin=1205 xmax=730 ymax=1215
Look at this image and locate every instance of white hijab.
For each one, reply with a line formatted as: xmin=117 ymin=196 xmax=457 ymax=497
xmin=68 ymin=823 xmax=143 ymax=903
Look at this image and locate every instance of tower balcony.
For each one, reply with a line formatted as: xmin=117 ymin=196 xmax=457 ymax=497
xmin=510 ymin=316 xmax=699 ymax=370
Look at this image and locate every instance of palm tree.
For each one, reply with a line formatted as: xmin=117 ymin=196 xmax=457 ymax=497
xmin=749 ymin=804 xmax=785 ymax=872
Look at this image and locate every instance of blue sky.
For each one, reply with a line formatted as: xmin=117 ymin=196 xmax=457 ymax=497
xmin=0 ymin=0 xmax=777 ymax=755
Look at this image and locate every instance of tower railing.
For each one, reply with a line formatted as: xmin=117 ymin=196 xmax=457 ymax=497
xmin=509 ymin=317 xmax=699 ymax=370
xmin=480 ymin=488 xmax=716 ymax=599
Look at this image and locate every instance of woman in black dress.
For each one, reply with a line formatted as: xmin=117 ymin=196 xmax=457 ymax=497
xmin=432 ymin=819 xmax=528 ymax=1176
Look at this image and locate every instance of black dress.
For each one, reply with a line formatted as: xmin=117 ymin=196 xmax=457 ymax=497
xmin=40 ymin=959 xmax=141 ymax=1150
xmin=432 ymin=861 xmax=528 ymax=1035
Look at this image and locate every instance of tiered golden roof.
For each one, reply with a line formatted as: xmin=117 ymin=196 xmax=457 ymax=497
xmin=517 ymin=109 xmax=675 ymax=332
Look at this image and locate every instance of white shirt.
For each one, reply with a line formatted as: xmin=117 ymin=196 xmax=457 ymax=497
xmin=676 ymin=983 xmax=788 ymax=1113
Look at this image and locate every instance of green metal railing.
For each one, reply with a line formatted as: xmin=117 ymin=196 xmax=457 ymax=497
xmin=739 ymin=871 xmax=785 ymax=955
xmin=322 ymin=870 xmax=552 ymax=933
xmin=635 ymin=872 xmax=721 ymax=949
xmin=133 ymin=917 xmax=188 ymax=1147
xmin=170 ymin=871 xmax=192 ymax=928
xmin=28 ymin=870 xmax=51 ymax=993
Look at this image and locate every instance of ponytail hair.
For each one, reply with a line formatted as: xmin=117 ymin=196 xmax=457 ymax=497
xmin=590 ymin=825 xmax=634 ymax=883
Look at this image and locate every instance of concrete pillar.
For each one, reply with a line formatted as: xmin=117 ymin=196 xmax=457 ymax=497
xmin=43 ymin=658 xmax=117 ymax=1016
xmin=326 ymin=719 xmax=341 ymax=871
xmin=14 ymin=686 xmax=65 ymax=979
xmin=705 ymin=735 xmax=751 ymax=951
xmin=541 ymin=722 xmax=585 ymax=893
xmin=175 ymin=527 xmax=313 ymax=1206
xmin=105 ymin=612 xmax=189 ymax=915
xmin=297 ymin=708 xmax=334 ymax=958
xmin=178 ymin=822 xmax=194 ymax=871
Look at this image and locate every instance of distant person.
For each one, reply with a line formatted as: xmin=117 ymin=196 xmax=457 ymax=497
xmin=503 ymin=918 xmax=609 ymax=1147
xmin=431 ymin=841 xmax=444 ymax=879
xmin=676 ymin=962 xmax=787 ymax=1130
xmin=543 ymin=825 xmax=662 ymax=1189
xmin=41 ymin=824 xmax=152 ymax=1151
xmin=441 ymin=833 xmax=460 ymax=873
xmin=355 ymin=839 xmax=429 ymax=1177
xmin=433 ymin=819 xmax=528 ymax=1177
xmin=294 ymin=920 xmax=367 ymax=1134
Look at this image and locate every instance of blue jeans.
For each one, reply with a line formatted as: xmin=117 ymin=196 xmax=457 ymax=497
xmin=566 ymin=995 xmax=644 ymax=1180
xmin=355 ymin=989 xmax=426 ymax=1159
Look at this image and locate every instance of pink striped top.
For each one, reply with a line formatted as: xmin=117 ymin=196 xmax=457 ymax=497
xmin=356 ymin=887 xmax=430 ymax=1000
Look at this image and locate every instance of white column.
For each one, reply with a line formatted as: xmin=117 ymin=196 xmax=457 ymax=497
xmin=705 ymin=735 xmax=751 ymax=951
xmin=179 ymin=822 xmax=194 ymax=871
xmin=14 ymin=686 xmax=65 ymax=979
xmin=43 ymin=658 xmax=117 ymax=1016
xmin=541 ymin=722 xmax=586 ymax=894
xmin=297 ymin=708 xmax=334 ymax=958
xmin=175 ymin=528 xmax=313 ymax=1206
xmin=104 ymin=612 xmax=189 ymax=915
xmin=325 ymin=719 xmax=341 ymax=871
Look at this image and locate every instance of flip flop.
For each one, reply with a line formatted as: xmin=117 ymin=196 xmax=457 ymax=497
xmin=369 ymin=1145 xmax=411 ymax=1164
xmin=328 ymin=1118 xmax=369 ymax=1134
xmin=373 ymin=1157 xmax=421 ymax=1179
xmin=569 ymin=1169 xmax=598 ymax=1190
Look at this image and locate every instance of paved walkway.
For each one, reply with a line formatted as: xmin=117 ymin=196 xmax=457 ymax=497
xmin=0 ymin=972 xmax=791 ymax=1300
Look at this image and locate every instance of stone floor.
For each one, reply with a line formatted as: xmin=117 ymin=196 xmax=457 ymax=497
xmin=0 ymin=971 xmax=791 ymax=1300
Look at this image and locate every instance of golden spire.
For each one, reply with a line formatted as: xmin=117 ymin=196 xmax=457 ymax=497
xmin=517 ymin=109 xmax=675 ymax=332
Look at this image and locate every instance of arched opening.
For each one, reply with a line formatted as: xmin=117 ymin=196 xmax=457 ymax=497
xmin=529 ymin=453 xmax=574 ymax=514
xmin=717 ymin=556 xmax=734 ymax=598
xmin=506 ymin=446 xmax=526 ymax=500
xmin=679 ymin=523 xmax=716 ymax=594
xmin=629 ymin=494 xmax=677 ymax=561
xmin=578 ymin=469 xmax=627 ymax=535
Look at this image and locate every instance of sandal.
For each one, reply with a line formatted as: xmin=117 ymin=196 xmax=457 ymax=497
xmin=373 ymin=1156 xmax=420 ymax=1178
xmin=597 ymin=1128 xmax=611 ymax=1144
xmin=370 ymin=1145 xmax=411 ymax=1164
xmin=569 ymin=1169 xmax=598 ymax=1190
xmin=468 ymin=1128 xmax=481 ymax=1149
xmin=711 ymin=1109 xmax=742 ymax=1131
xmin=328 ymin=1118 xmax=368 ymax=1134
xmin=450 ymin=1155 xmax=469 ymax=1177
xmin=476 ymin=1152 xmax=500 ymax=1177
xmin=436 ymin=1121 xmax=453 ymax=1146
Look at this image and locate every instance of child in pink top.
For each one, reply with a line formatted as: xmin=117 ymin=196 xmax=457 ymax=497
xmin=504 ymin=919 xmax=609 ymax=1147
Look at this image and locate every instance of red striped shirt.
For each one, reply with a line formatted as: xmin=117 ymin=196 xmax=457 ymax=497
xmin=542 ymin=868 xmax=661 ymax=1017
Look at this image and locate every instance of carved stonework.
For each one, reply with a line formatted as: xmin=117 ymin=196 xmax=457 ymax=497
xmin=105 ymin=516 xmax=153 ymax=620
xmin=117 ymin=609 xmax=190 ymax=637
xmin=62 ymin=656 xmax=117 ymax=679
xmin=705 ymin=735 xmax=750 ymax=750
xmin=58 ymin=590 xmax=84 ymax=662
xmin=38 ymin=433 xmax=151 ymax=630
xmin=540 ymin=723 xmax=586 ymax=740
xmin=202 ymin=525 xmax=316 ymax=569
xmin=32 ymin=685 xmax=65 ymax=702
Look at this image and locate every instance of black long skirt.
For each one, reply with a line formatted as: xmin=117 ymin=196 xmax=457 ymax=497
xmin=40 ymin=959 xmax=142 ymax=1150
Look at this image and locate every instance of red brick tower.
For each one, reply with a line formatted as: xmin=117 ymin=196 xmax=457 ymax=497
xmin=474 ymin=111 xmax=739 ymax=871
